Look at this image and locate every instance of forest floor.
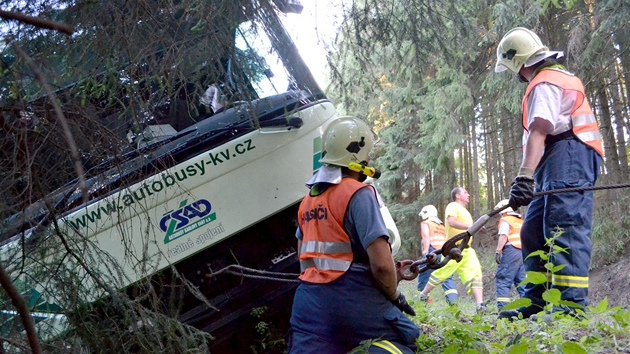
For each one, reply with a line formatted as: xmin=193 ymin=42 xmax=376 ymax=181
xmin=430 ymin=222 xmax=630 ymax=311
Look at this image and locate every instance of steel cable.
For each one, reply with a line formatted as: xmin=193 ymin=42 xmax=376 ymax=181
xmin=534 ymin=183 xmax=630 ymax=196
xmin=212 ymin=183 xmax=630 ymax=282
xmin=208 ymin=264 xmax=300 ymax=283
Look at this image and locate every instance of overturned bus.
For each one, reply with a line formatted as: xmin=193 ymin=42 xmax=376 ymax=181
xmin=0 ymin=1 xmax=400 ymax=352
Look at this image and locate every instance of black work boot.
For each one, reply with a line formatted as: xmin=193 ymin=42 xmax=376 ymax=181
xmin=498 ymin=306 xmax=540 ymax=321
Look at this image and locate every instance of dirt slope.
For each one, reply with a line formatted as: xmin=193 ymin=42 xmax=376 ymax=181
xmin=588 ymin=248 xmax=630 ymax=308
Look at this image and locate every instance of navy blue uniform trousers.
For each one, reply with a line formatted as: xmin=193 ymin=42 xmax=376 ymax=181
xmin=289 ymin=265 xmax=419 ymax=354
xmin=495 ymin=244 xmax=525 ymax=310
xmin=521 ymin=138 xmax=601 ymax=308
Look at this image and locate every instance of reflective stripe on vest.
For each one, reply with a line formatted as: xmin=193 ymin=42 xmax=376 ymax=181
xmin=498 ymin=215 xmax=522 ymax=249
xmin=522 ymin=68 xmax=604 ymax=157
xmin=297 ymin=178 xmax=372 ymax=284
xmin=421 ymin=220 xmax=446 ymax=249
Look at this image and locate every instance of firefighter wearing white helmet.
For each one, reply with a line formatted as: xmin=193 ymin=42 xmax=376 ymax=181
xmin=416 ymin=205 xmax=459 ymax=305
xmin=495 ymin=27 xmax=549 ymax=74
xmin=493 ymin=200 xmax=525 ymax=311
xmin=319 ymin=117 xmax=376 ymax=175
xmin=419 ymin=205 xmax=438 ymax=219
xmin=495 ymin=27 xmax=603 ymax=320
xmin=290 ymin=116 xmax=419 ymax=353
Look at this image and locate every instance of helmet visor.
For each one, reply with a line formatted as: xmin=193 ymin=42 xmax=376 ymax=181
xmin=523 ymin=50 xmax=564 ymax=68
xmin=494 ymin=63 xmax=508 ymax=73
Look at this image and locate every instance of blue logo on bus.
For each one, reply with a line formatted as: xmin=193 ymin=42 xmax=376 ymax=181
xmin=160 ymin=199 xmax=216 ymax=243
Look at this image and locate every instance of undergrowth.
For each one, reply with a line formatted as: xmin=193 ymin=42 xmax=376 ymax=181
xmin=403 ymin=284 xmax=630 ymax=354
xmin=400 ymin=230 xmax=630 ymax=354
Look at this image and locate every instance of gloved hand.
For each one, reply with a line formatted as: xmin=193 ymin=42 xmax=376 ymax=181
xmin=509 ymin=175 xmax=535 ymax=209
xmin=390 ymin=291 xmax=416 ymax=316
xmin=495 ymin=251 xmax=502 ymax=265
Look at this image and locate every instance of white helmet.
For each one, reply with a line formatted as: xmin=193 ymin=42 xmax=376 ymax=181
xmin=319 ymin=117 xmax=376 ymax=168
xmin=494 ymin=199 xmax=514 ymax=213
xmin=419 ymin=205 xmax=438 ymax=220
xmin=495 ymin=27 xmax=549 ymax=74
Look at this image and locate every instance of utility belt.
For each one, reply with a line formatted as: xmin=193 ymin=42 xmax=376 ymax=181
xmin=545 ymin=130 xmax=575 ymax=146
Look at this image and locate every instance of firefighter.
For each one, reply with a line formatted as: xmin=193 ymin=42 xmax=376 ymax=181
xmin=494 ymin=199 xmax=526 ymax=311
xmin=418 ymin=187 xmax=485 ymax=312
xmin=288 ymin=117 xmax=419 ymax=354
xmin=494 ymin=27 xmax=603 ymax=320
xmin=416 ymin=205 xmax=459 ymax=305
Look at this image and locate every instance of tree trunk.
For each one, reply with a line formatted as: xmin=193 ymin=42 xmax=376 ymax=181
xmin=470 ymin=113 xmax=480 ymax=218
xmin=595 ymin=88 xmax=622 ymax=182
xmin=608 ymin=79 xmax=629 ymax=179
xmin=484 ymin=114 xmax=495 ymax=208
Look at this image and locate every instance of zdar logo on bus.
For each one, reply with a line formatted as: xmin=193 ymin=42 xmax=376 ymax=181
xmin=160 ymin=199 xmax=216 ymax=243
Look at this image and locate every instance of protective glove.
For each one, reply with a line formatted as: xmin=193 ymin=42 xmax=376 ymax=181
xmin=390 ymin=291 xmax=416 ymax=316
xmin=509 ymin=175 xmax=535 ymax=209
xmin=495 ymin=251 xmax=502 ymax=265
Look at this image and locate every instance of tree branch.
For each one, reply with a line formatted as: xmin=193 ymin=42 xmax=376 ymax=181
xmin=10 ymin=41 xmax=89 ymax=203
xmin=0 ymin=10 xmax=74 ymax=35
xmin=0 ymin=264 xmax=42 ymax=354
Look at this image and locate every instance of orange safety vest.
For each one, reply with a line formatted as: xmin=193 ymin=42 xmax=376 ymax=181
xmin=297 ymin=178 xmax=373 ymax=284
xmin=421 ymin=220 xmax=446 ymax=249
xmin=522 ymin=68 xmax=604 ymax=157
xmin=498 ymin=215 xmax=522 ymax=249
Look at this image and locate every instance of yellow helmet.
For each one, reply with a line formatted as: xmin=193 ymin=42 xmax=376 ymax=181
xmin=495 ymin=27 xmax=548 ymax=74
xmin=319 ymin=117 xmax=376 ymax=168
xmin=419 ymin=205 xmax=438 ymax=220
xmin=494 ymin=199 xmax=514 ymax=213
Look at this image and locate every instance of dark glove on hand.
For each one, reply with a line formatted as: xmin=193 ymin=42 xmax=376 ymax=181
xmin=509 ymin=176 xmax=535 ymax=209
xmin=391 ymin=292 xmax=416 ymax=316
xmin=495 ymin=251 xmax=502 ymax=265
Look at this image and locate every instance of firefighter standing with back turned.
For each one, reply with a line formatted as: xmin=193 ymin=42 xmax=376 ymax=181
xmin=288 ymin=117 xmax=418 ymax=354
xmin=494 ymin=27 xmax=603 ymax=320
xmin=493 ymin=199 xmax=526 ymax=311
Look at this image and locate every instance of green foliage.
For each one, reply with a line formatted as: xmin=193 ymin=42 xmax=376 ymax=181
xmin=537 ymin=0 xmax=577 ymax=13
xmin=249 ymin=306 xmax=286 ymax=354
xmin=387 ymin=227 xmax=629 ymax=353
xmin=395 ymin=275 xmax=630 ymax=354
xmin=417 ymin=67 xmax=472 ymax=173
